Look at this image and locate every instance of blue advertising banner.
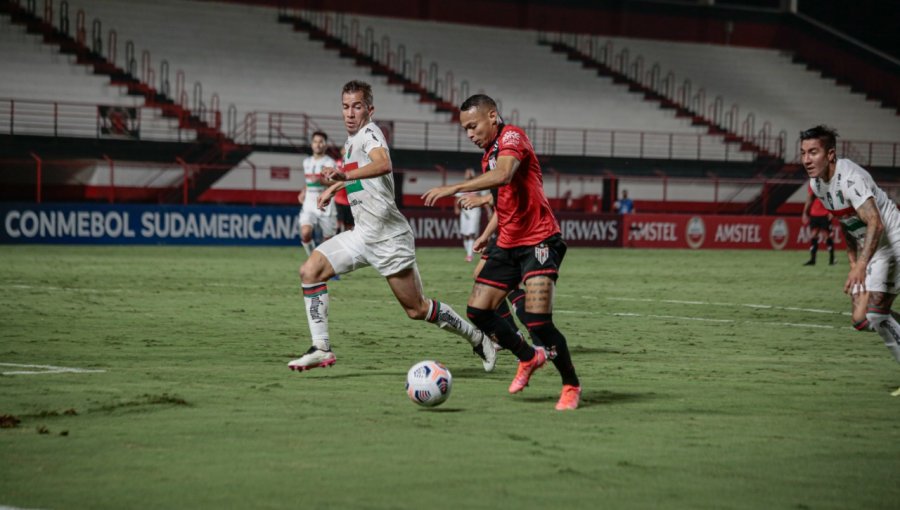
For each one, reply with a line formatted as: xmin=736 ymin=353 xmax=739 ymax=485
xmin=0 ymin=203 xmax=301 ymax=245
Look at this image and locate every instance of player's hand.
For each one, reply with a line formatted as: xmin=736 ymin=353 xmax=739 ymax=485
xmin=318 ymin=188 xmax=335 ymax=210
xmin=844 ymin=264 xmax=866 ymax=295
xmin=422 ymin=186 xmax=456 ymax=207
xmin=473 ymin=235 xmax=489 ymax=253
xmin=322 ymin=166 xmax=348 ymax=182
xmin=801 ymin=212 xmax=809 ymax=225
xmin=457 ymin=193 xmax=488 ymax=210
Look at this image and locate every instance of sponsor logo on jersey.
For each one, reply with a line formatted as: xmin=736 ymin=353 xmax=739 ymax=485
xmin=501 ymin=130 xmax=521 ymax=147
xmin=686 ymin=217 xmax=705 ymax=249
xmin=769 ymin=218 xmax=788 ymax=250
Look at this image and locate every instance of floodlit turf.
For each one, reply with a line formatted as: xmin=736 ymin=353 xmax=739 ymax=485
xmin=1 ymin=245 xmax=898 ymax=509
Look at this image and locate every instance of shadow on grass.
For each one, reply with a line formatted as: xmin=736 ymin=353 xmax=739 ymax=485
xmin=519 ymin=390 xmax=654 ymax=408
xmin=312 ymin=371 xmax=408 ymax=379
xmin=417 ymin=407 xmax=465 ymax=413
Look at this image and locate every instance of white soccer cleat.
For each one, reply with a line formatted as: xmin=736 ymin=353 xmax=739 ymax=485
xmin=473 ymin=331 xmax=497 ymax=372
xmin=288 ymin=346 xmax=336 ymax=372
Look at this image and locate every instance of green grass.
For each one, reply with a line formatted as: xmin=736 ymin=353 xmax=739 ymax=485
xmin=1 ymin=245 xmax=898 ymax=509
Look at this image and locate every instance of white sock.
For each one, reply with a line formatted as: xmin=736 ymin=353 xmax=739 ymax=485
xmin=426 ymin=299 xmax=481 ymax=347
xmin=464 ymin=238 xmax=474 ymax=257
xmin=302 ymin=282 xmax=330 ymax=351
xmin=868 ymin=312 xmax=900 ymax=363
xmin=301 ymin=241 xmax=314 ymax=256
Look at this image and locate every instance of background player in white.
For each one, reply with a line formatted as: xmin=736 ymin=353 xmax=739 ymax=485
xmin=288 ymin=80 xmax=495 ymax=373
xmin=802 ymin=125 xmax=900 ymax=381
xmin=297 ymin=131 xmax=338 ymax=256
xmin=455 ymin=168 xmax=489 ymax=262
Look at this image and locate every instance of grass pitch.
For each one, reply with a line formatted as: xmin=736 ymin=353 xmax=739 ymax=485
xmin=1 ymin=245 xmax=898 ymax=509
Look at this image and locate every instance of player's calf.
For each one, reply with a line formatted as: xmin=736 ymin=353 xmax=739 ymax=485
xmin=865 ymin=307 xmax=900 ymax=363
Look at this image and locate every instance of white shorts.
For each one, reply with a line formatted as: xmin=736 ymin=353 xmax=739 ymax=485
xmin=460 ymin=208 xmax=481 ymax=236
xmin=315 ymin=228 xmax=417 ymax=277
xmin=299 ymin=203 xmax=337 ymax=238
xmin=865 ymin=245 xmax=900 ymax=294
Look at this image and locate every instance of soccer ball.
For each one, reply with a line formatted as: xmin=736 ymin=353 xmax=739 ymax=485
xmin=406 ymin=360 xmax=452 ymax=407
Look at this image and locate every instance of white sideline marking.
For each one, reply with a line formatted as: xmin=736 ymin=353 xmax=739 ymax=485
xmin=557 ymin=309 xmax=837 ymax=329
xmin=0 ymin=284 xmax=123 ymax=294
xmin=0 ymin=362 xmax=106 ymax=376
xmin=604 ymin=296 xmax=847 ymax=316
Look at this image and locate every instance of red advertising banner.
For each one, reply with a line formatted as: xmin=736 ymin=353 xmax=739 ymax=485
xmin=622 ymin=214 xmax=845 ymax=250
xmin=403 ymin=209 xmax=839 ymax=250
xmin=403 ymin=209 xmax=622 ymax=247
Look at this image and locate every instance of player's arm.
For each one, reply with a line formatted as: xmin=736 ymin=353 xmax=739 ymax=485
xmin=844 ymin=198 xmax=883 ymax=294
xmin=422 ymin=156 xmax=520 ymax=206
xmin=323 ymin=147 xmax=391 ymax=182
xmin=457 ymin=192 xmax=492 ymax=211
xmin=801 ymin=191 xmax=814 ymax=224
xmin=317 ymin=181 xmax=346 ymax=210
xmin=297 ymin=186 xmax=306 ymax=204
xmin=473 ymin=211 xmax=499 ymax=253
xmin=842 ymin=224 xmax=859 ymax=266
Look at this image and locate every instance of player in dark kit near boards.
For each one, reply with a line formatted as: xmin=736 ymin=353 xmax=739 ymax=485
xmin=422 ymin=94 xmax=581 ymax=410
xmin=801 ymin=185 xmax=835 ymax=266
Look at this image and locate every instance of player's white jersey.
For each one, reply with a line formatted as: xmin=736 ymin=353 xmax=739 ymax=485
xmin=810 ymin=158 xmax=900 ymax=248
xmin=341 ymin=121 xmax=411 ymax=242
xmin=302 ymin=154 xmax=337 ymax=214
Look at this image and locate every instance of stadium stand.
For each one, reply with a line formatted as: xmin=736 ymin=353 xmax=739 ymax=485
xmin=615 ymin=36 xmax=900 ymax=154
xmin=63 ymin=0 xmax=452 ymax=126
xmin=347 ymin=13 xmax=754 ymax=161
xmin=0 ymin=12 xmax=194 ymax=142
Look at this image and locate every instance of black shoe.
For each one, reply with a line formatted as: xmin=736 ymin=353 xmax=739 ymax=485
xmin=803 ymin=260 xmax=815 ymax=266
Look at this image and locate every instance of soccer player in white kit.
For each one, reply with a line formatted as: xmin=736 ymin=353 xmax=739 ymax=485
xmin=288 ymin=80 xmax=496 ymax=373
xmin=455 ymin=168 xmax=488 ymax=262
xmin=802 ymin=125 xmax=900 ymax=384
xmin=297 ymin=131 xmax=338 ymax=256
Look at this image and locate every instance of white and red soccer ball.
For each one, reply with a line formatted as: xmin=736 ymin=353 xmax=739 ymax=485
xmin=406 ymin=360 xmax=452 ymax=407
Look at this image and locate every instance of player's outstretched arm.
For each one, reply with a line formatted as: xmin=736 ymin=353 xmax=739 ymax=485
xmin=422 ymin=156 xmax=520 ymax=207
xmin=844 ymin=198 xmax=883 ymax=294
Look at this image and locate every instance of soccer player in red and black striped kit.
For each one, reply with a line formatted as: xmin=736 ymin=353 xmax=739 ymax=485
xmin=422 ymin=94 xmax=581 ymax=410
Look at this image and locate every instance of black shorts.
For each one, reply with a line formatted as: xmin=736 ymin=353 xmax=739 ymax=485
xmin=809 ymin=215 xmax=832 ymax=231
xmin=336 ymin=203 xmax=354 ymax=226
xmin=476 ymin=234 xmax=567 ymax=291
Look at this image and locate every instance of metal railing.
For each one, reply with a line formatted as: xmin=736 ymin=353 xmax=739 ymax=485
xmin=0 ymin=98 xmax=196 ymax=142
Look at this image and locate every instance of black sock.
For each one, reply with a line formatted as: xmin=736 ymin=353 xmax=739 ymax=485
xmin=827 ymin=238 xmax=834 ymax=263
xmin=508 ymin=288 xmax=544 ymax=347
xmin=467 ymin=306 xmax=535 ymax=361
xmin=526 ymin=313 xmax=579 ymax=387
xmin=809 ymin=239 xmax=818 ymax=261
xmin=496 ymin=299 xmax=519 ymax=333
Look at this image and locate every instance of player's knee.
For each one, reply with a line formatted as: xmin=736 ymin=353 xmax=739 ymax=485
xmin=299 ymin=258 xmax=325 ymax=284
xmin=466 ymin=306 xmax=494 ymax=331
xmin=521 ymin=312 xmax=554 ymax=333
xmin=406 ymin=302 xmax=428 ymax=321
